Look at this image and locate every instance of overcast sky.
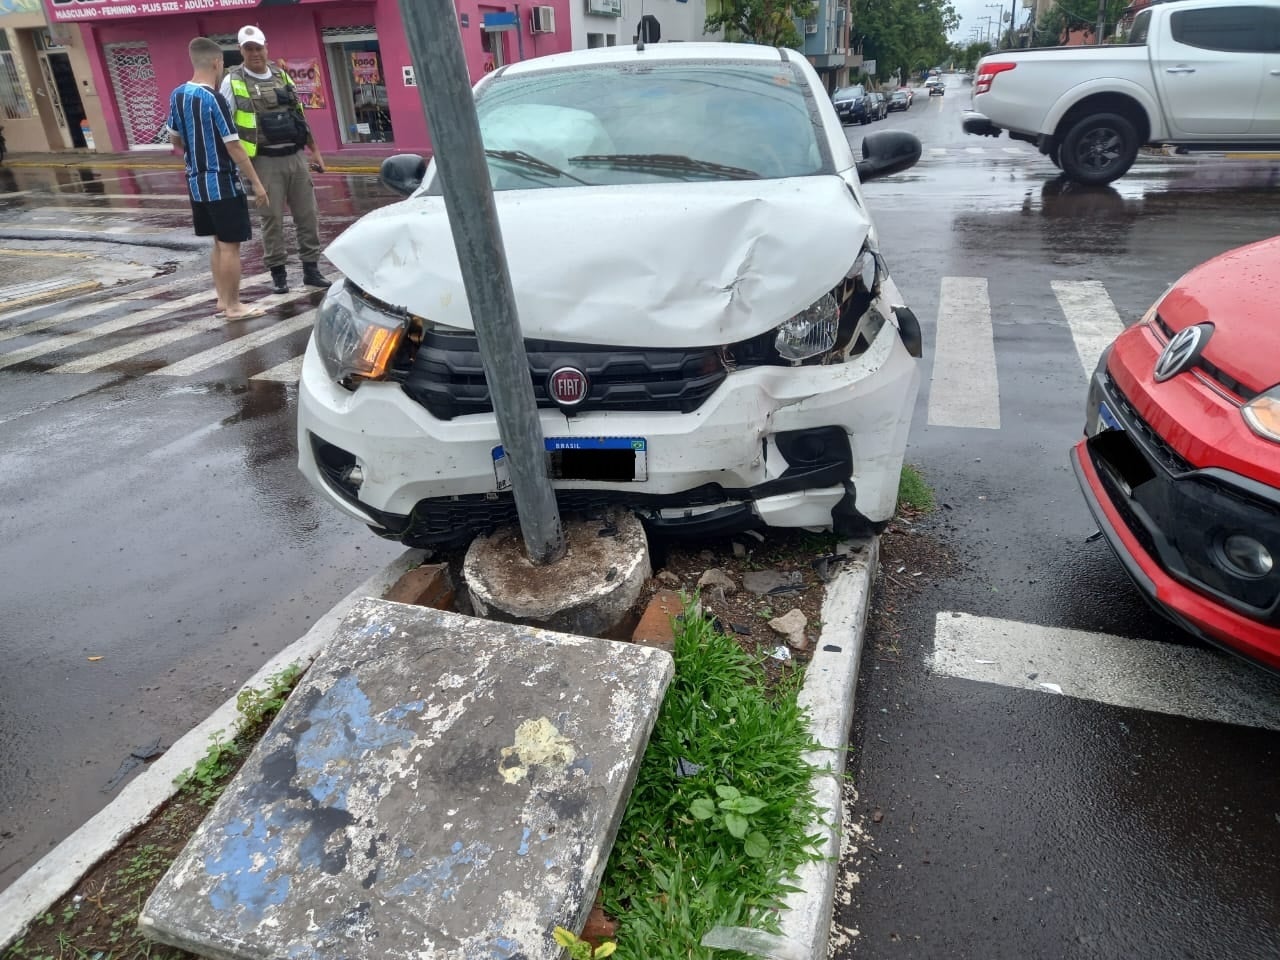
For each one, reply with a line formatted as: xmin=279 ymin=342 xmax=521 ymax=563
xmin=950 ymin=0 xmax=1026 ymax=43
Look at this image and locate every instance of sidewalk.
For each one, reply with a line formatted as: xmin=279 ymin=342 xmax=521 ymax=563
xmin=1 ymin=148 xmax=422 ymax=175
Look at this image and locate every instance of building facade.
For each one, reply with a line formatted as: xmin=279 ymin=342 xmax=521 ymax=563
xmin=1 ymin=0 xmax=107 ymax=152
xmin=569 ymin=0 xmax=715 ymax=51
xmin=42 ymin=0 xmax=574 ymax=154
xmin=797 ymin=0 xmax=851 ymax=92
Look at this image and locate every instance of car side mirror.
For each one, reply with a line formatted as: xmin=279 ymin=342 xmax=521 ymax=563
xmin=855 ymin=131 xmax=922 ymax=182
xmin=380 ymin=153 xmax=428 ymax=196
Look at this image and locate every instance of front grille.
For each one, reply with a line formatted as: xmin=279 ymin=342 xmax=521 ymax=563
xmin=1103 ymin=373 xmax=1192 ymax=473
xmin=1152 ymin=314 xmax=1257 ymax=401
xmin=402 ymin=330 xmax=726 ymax=420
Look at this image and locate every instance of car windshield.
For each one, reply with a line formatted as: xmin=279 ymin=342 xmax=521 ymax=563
xmin=428 ymin=59 xmax=831 ymax=193
xmin=834 ymin=85 xmax=865 ymax=99
xmin=891 ymin=92 xmax=907 ymax=99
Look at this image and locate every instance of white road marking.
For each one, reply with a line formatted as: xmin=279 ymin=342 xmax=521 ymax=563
xmin=927 ymin=276 xmax=1000 ymax=429
xmin=932 ymin=612 xmax=1280 ymax=732
xmin=1001 ymin=146 xmax=1025 ymax=155
xmin=152 ymin=311 xmax=316 ymax=378
xmin=964 ymin=146 xmax=986 ymax=155
xmin=0 ymin=274 xmax=198 ymax=333
xmin=50 ymin=289 xmax=314 ymax=374
xmin=928 ymin=148 xmax=947 ymax=156
xmin=0 ymin=273 xmax=268 ymax=370
xmin=1052 ymin=279 xmax=1128 ymax=379
xmin=251 ymin=355 xmax=305 ymax=383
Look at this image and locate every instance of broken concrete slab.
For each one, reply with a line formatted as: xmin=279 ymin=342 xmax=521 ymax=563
xmin=139 ymin=597 xmax=673 ymax=960
xmin=464 ymin=510 xmax=650 ymax=637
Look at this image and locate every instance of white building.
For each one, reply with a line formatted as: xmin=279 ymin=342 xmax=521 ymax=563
xmin=569 ymin=0 xmax=717 ymax=50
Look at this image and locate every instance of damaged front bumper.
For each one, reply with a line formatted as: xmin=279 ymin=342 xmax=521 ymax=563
xmin=297 ymin=311 xmax=920 ymax=549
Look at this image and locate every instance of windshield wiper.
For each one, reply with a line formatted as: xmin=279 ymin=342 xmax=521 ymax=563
xmin=484 ymin=149 xmax=592 ymax=185
xmin=568 ymin=153 xmax=760 ymax=181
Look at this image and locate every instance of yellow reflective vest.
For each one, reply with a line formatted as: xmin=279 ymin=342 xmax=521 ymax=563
xmin=227 ymin=66 xmax=301 ymax=158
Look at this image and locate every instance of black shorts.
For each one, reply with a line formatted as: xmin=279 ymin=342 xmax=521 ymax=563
xmin=191 ymin=194 xmax=252 ymax=243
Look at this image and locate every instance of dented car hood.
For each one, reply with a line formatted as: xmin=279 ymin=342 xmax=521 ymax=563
xmin=325 ymin=176 xmax=869 ymax=348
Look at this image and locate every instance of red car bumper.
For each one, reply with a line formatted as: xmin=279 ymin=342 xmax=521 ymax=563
xmin=1072 ymin=328 xmax=1280 ymax=674
xmin=1072 ymin=441 xmax=1280 ymax=673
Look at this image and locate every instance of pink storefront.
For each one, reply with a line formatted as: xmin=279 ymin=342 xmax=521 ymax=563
xmin=42 ymin=0 xmax=572 ymax=155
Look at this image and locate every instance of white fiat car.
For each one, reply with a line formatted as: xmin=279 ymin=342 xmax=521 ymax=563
xmin=297 ymin=42 xmax=924 ymax=549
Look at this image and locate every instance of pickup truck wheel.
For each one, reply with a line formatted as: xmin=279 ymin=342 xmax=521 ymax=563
xmin=1048 ymin=144 xmax=1061 ymax=168
xmin=1060 ymin=113 xmax=1138 ymax=185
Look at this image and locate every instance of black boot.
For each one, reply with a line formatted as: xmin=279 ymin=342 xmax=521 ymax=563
xmin=270 ymin=265 xmax=289 ymax=294
xmin=302 ymin=262 xmax=331 ymax=289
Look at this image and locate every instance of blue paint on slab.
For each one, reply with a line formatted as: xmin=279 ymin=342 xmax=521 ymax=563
xmin=204 ymin=813 xmax=291 ymax=928
xmin=293 ymin=674 xmax=424 ymax=809
xmin=384 ymin=841 xmax=494 ymax=901
xmin=517 ymin=827 xmax=532 ymax=856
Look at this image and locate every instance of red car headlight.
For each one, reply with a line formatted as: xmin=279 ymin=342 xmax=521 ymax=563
xmin=1242 ymin=387 xmax=1280 ymax=443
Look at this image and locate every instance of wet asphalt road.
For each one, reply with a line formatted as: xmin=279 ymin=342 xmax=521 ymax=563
xmin=0 ymin=79 xmax=1278 ymax=953
xmin=0 ymin=165 xmax=404 ymax=891
xmin=834 ymin=79 xmax=1280 ymax=958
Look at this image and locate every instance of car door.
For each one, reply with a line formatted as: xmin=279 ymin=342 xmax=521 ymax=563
xmin=1253 ymin=6 xmax=1280 ymax=134
xmin=1153 ymin=3 xmax=1269 ymax=137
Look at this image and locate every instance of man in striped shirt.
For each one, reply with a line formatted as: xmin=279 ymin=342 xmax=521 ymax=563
xmin=168 ymin=37 xmax=270 ymax=321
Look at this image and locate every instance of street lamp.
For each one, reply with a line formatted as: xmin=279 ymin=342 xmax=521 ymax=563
xmin=984 ymin=2 xmax=1002 ymax=46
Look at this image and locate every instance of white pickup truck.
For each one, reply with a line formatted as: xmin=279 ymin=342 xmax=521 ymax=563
xmin=962 ymin=0 xmax=1280 ymax=184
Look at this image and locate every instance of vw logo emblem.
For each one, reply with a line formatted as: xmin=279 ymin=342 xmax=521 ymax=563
xmin=548 ymin=366 xmax=589 ymax=407
xmin=1154 ymin=323 xmax=1211 ymax=383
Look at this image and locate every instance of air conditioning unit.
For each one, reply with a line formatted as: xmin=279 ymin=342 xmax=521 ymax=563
xmin=532 ymin=5 xmax=556 ymax=32
xmin=804 ymin=20 xmax=818 ymax=34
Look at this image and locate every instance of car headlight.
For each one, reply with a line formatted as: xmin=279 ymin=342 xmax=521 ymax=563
xmin=774 ymin=293 xmax=839 ymax=362
xmin=314 ymin=280 xmax=408 ymax=386
xmin=1242 ymin=386 xmax=1280 ymax=443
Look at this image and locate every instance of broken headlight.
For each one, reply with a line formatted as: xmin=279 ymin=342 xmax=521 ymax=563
xmin=774 ymin=293 xmax=840 ymax=362
xmin=314 ymin=280 xmax=408 ymax=387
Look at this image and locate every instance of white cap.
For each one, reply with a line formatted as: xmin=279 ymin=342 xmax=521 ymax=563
xmin=237 ymin=25 xmax=267 ymax=46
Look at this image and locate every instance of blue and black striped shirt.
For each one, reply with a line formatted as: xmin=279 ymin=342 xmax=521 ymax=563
xmin=168 ymin=82 xmax=243 ymax=203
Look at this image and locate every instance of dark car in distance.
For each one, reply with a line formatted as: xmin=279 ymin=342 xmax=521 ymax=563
xmin=888 ymin=90 xmax=910 ymax=112
xmin=867 ymin=92 xmax=888 ymax=121
xmin=832 ymin=84 xmax=870 ymax=125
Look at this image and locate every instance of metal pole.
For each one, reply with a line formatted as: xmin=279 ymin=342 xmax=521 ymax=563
xmin=395 ymin=0 xmax=565 ymax=566
xmin=1095 ymin=0 xmax=1106 ymax=42
xmin=1008 ymin=0 xmax=1017 ymax=47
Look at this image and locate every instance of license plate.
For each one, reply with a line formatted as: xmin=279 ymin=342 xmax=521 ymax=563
xmin=1098 ymin=401 xmax=1123 ymax=433
xmin=493 ymin=437 xmax=648 ymax=490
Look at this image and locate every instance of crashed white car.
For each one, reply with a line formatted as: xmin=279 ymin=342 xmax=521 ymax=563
xmin=298 ymin=42 xmax=924 ymax=549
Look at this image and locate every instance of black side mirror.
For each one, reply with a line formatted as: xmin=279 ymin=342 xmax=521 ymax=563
xmin=855 ymin=131 xmax=922 ymax=182
xmin=380 ymin=154 xmax=428 ymax=196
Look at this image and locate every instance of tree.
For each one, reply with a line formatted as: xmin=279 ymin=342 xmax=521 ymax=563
xmin=1033 ymin=0 xmax=1130 ymax=45
xmin=849 ymin=0 xmax=959 ymax=83
xmin=705 ymin=0 xmax=818 ymax=48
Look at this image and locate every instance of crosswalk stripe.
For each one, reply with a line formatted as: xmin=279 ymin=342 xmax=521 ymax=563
xmin=251 ymin=355 xmax=305 ymax=383
xmin=931 ymin=612 xmax=1280 ymax=732
xmin=964 ymin=147 xmax=985 ymax=155
xmin=50 ymin=288 xmax=315 ymax=374
xmin=1001 ymin=147 xmax=1024 ymax=155
xmin=0 ymin=273 xmax=268 ymax=371
xmin=151 ymin=311 xmax=316 ymax=378
xmin=1052 ymin=280 xmax=1128 ymax=379
xmin=0 ymin=273 xmax=198 ymax=333
xmin=928 ymin=148 xmax=946 ymax=156
xmin=928 ymin=277 xmax=1000 ymax=430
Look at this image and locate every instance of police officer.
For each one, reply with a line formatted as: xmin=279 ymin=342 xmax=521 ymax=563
xmin=220 ymin=25 xmax=329 ymax=293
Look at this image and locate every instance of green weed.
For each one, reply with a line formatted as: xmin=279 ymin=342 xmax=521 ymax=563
xmin=599 ymin=605 xmax=822 ymax=959
xmin=897 ymin=463 xmax=936 ymax=513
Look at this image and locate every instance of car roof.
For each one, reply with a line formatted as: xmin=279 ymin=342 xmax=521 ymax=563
xmin=501 ymin=41 xmax=794 ymax=77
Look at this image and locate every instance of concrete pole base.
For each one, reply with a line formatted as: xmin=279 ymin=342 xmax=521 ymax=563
xmin=464 ymin=509 xmax=651 ymax=638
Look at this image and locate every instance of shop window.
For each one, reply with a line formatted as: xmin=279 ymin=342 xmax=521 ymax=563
xmin=587 ymin=33 xmax=606 ymax=47
xmin=606 ymin=34 xmax=617 ymax=45
xmin=322 ymin=26 xmax=392 ymax=144
xmin=0 ymin=33 xmax=33 ymax=120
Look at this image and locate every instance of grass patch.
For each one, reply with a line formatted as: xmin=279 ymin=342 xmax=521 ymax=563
xmin=4 ymin=665 xmax=305 ymax=960
xmin=897 ymin=463 xmax=936 ymax=514
xmin=600 ymin=606 xmax=822 ymax=959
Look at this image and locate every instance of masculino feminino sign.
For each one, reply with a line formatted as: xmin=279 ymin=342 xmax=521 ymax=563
xmin=45 ymin=0 xmax=259 ymax=21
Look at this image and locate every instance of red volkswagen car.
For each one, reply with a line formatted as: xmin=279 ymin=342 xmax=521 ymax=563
xmin=1072 ymin=236 xmax=1280 ymax=673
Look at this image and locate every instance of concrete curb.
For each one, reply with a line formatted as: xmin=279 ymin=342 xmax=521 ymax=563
xmin=778 ymin=536 xmax=879 ymax=959
xmin=0 ymin=548 xmax=425 ymax=951
xmin=0 ymin=230 xmax=209 ymax=252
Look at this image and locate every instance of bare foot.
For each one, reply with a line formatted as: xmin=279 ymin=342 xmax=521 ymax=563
xmin=223 ymin=304 xmax=267 ymax=320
